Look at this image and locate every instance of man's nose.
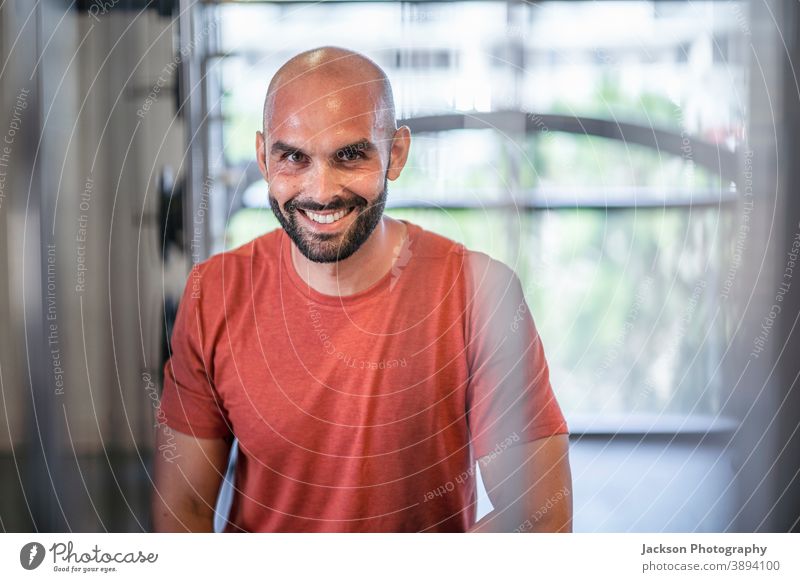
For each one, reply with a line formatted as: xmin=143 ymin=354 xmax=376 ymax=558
xmin=303 ymin=162 xmax=342 ymax=207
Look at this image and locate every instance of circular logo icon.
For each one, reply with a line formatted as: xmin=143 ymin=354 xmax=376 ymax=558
xmin=20 ymin=542 xmax=46 ymax=570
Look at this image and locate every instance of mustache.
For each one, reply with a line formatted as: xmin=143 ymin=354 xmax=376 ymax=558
xmin=285 ymin=195 xmax=368 ymax=213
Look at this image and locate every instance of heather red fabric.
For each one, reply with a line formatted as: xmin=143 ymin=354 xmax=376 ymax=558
xmin=158 ymin=220 xmax=568 ymax=532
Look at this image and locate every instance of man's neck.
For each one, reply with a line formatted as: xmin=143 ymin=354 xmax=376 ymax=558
xmin=290 ymin=216 xmax=408 ymax=297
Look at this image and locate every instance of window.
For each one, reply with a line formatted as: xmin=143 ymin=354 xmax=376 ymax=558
xmin=202 ymin=0 xmax=748 ymax=426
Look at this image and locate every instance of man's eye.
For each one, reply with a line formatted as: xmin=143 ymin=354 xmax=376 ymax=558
xmin=284 ymin=151 xmax=306 ymax=163
xmin=336 ymin=148 xmax=364 ymax=162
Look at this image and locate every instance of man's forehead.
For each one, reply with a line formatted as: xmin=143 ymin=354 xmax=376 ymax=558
xmin=268 ymin=92 xmax=386 ymax=148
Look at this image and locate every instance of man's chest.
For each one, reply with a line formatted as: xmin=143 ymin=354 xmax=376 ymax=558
xmin=209 ymin=295 xmax=471 ymax=461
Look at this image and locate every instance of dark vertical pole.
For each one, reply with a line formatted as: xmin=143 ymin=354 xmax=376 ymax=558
xmin=178 ymin=0 xmax=209 ymax=267
xmin=22 ymin=0 xmax=68 ymax=532
xmin=775 ymin=0 xmax=800 ymax=532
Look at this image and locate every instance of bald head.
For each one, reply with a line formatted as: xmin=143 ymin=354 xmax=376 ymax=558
xmin=255 ymin=47 xmax=412 ymax=264
xmin=263 ymin=46 xmax=396 ymax=136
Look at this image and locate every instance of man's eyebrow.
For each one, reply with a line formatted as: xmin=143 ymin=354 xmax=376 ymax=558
xmin=270 ymin=139 xmax=377 ymax=157
xmin=270 ymin=141 xmax=305 ymax=156
xmin=335 ymin=139 xmax=376 ymax=153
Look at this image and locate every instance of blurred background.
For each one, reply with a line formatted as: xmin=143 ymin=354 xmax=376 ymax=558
xmin=0 ymin=0 xmax=798 ymax=532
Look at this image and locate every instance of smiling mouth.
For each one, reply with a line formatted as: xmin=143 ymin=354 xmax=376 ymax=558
xmin=298 ymin=206 xmax=356 ymax=225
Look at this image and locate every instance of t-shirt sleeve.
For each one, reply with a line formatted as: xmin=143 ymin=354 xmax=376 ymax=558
xmin=464 ymin=253 xmax=568 ymax=460
xmin=157 ymin=265 xmax=232 ymax=439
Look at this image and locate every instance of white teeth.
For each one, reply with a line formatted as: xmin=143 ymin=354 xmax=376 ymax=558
xmin=305 ymin=208 xmax=350 ymax=224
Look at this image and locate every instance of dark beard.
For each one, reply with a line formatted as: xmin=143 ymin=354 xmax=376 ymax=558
xmin=269 ymin=180 xmax=388 ymax=264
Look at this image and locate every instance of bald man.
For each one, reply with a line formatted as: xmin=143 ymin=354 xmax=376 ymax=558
xmin=153 ymin=47 xmax=572 ymax=533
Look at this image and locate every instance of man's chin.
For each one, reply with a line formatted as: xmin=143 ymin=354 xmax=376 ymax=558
xmin=292 ymin=230 xmax=359 ymax=264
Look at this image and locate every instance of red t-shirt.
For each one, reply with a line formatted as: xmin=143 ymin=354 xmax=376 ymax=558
xmin=158 ymin=220 xmax=568 ymax=532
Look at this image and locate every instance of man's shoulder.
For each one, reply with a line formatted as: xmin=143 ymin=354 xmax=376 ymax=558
xmin=406 ymin=220 xmax=518 ymax=286
xmin=405 ymin=220 xmax=464 ymax=260
xmin=194 ymin=228 xmax=283 ymax=274
xmin=184 ymin=228 xmax=283 ymax=305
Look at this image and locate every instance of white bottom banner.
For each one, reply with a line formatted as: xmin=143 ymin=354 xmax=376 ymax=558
xmin=1 ymin=533 xmax=798 ymax=581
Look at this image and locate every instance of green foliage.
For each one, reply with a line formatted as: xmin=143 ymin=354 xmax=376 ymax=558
xmin=225 ymin=205 xmax=727 ymax=417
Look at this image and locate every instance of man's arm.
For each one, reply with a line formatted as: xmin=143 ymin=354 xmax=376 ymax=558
xmin=469 ymin=434 xmax=572 ymax=533
xmin=151 ymin=428 xmax=232 ymax=532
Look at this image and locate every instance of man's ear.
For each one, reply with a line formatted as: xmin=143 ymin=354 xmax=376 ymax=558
xmin=255 ymin=131 xmax=269 ymax=181
xmin=386 ymin=125 xmax=411 ymax=181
